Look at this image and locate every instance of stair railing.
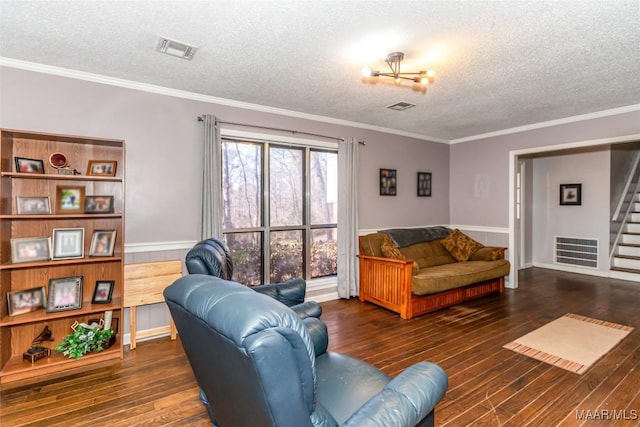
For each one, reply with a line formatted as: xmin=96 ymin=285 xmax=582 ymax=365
xmin=610 ymin=151 xmax=640 ymax=264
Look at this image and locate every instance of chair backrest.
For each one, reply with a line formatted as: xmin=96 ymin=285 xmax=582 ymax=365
xmin=164 ymin=274 xmax=321 ymax=427
xmin=185 ymin=238 xmax=233 ymax=279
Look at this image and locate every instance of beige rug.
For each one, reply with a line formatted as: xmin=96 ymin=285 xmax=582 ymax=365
xmin=503 ymin=313 xmax=634 ymax=374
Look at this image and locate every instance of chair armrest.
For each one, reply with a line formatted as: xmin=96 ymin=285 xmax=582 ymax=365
xmin=342 ymin=362 xmax=448 ymax=427
xmin=303 ymin=317 xmax=329 ymax=357
xmin=292 ymin=301 xmax=323 ymax=319
xmin=253 ymin=277 xmax=306 ymax=307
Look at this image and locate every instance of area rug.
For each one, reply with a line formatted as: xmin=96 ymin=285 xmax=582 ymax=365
xmin=503 ymin=313 xmax=634 ymax=374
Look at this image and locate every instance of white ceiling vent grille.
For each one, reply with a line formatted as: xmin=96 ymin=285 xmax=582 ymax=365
xmin=156 ymin=36 xmax=198 ymax=60
xmin=386 ymin=101 xmax=416 ymax=111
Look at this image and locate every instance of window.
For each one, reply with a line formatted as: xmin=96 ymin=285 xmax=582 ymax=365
xmin=222 ymin=136 xmax=337 ymax=285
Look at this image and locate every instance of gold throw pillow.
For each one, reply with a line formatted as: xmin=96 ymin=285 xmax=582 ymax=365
xmin=440 ymin=229 xmax=484 ymax=262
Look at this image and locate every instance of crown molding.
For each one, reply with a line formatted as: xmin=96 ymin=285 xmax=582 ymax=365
xmin=450 ymin=104 xmax=640 ymax=144
xmin=0 ymin=57 xmax=448 ymax=144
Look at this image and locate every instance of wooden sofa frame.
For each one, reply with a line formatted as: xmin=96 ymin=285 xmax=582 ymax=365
xmin=358 ymin=249 xmax=505 ymax=320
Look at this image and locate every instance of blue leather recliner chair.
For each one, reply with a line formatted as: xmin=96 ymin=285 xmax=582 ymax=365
xmin=185 ymin=237 xmax=322 ymax=319
xmin=164 ymin=274 xmax=448 ymax=427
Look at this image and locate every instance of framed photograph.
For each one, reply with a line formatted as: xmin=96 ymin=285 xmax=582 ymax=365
xmin=56 ymin=185 xmax=85 ymax=214
xmin=47 ymin=276 xmax=83 ymax=313
xmin=560 ymin=183 xmax=582 ymax=206
xmin=89 ymin=230 xmax=116 ymax=257
xmin=52 ymin=228 xmax=84 ymax=260
xmin=84 ymin=195 xmax=114 ymax=214
xmin=7 ymin=286 xmax=46 ymax=316
xmin=92 ymin=280 xmax=115 ymax=304
xmin=417 ymin=172 xmax=432 ymax=197
xmin=380 ymin=168 xmax=397 ymax=196
xmin=11 ymin=237 xmax=51 ymax=263
xmin=14 ymin=157 xmax=45 ymax=174
xmin=87 ymin=160 xmax=117 ymax=177
xmin=17 ymin=196 xmax=51 ymax=215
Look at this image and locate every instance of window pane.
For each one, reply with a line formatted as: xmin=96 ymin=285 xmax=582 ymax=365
xmin=310 ymin=151 xmax=337 ymax=225
xmin=270 ymin=230 xmax=302 ymax=283
xmin=270 ymin=147 xmax=302 ymax=226
xmin=224 ymin=232 xmax=262 ymax=286
xmin=222 ymin=141 xmax=261 ymax=228
xmin=311 ymin=228 xmax=337 ymax=278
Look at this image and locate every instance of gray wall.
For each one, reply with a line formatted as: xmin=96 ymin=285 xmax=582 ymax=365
xmin=449 ymin=111 xmax=640 ymax=228
xmin=531 ymin=148 xmax=611 ymax=273
xmin=0 ymin=66 xmax=450 ymax=240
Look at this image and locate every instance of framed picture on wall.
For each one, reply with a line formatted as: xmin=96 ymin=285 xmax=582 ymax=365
xmin=417 ymin=172 xmax=432 ymax=197
xmin=380 ymin=168 xmax=397 ymax=196
xmin=560 ymin=183 xmax=582 ymax=206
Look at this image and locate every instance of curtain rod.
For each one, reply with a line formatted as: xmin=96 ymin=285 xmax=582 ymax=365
xmin=197 ymin=116 xmax=366 ymax=145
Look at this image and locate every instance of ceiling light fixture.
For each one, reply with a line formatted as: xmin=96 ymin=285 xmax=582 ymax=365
xmin=362 ymin=52 xmax=435 ymax=90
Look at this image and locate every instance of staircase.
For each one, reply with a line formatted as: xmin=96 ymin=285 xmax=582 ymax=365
xmin=611 ymin=194 xmax=640 ymax=279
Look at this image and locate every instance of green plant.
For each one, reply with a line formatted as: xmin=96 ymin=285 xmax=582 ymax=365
xmin=55 ymin=321 xmax=114 ymax=360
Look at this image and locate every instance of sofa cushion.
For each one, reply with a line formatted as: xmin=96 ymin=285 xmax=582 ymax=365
xmin=399 ymin=239 xmax=456 ymax=269
xmin=359 ymin=233 xmax=387 ymax=257
xmin=380 ymin=236 xmax=419 ymax=274
xmin=440 ymin=229 xmax=484 ymax=262
xmin=469 ymin=247 xmax=503 ymax=261
xmin=411 ymin=260 xmax=511 ymax=295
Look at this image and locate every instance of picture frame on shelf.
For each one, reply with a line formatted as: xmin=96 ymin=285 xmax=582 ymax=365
xmin=47 ymin=276 xmax=83 ymax=313
xmin=84 ymin=195 xmax=114 ymax=214
xmin=417 ymin=172 xmax=432 ymax=197
xmin=52 ymin=228 xmax=84 ymax=260
xmin=87 ymin=160 xmax=117 ymax=177
xmin=560 ymin=183 xmax=582 ymax=206
xmin=7 ymin=286 xmax=46 ymax=316
xmin=16 ymin=196 xmax=51 ymax=215
xmin=380 ymin=168 xmax=397 ymax=196
xmin=89 ymin=230 xmax=116 ymax=257
xmin=56 ymin=185 xmax=85 ymax=214
xmin=91 ymin=280 xmax=115 ymax=304
xmin=14 ymin=157 xmax=45 ymax=174
xmin=10 ymin=237 xmax=51 ymax=263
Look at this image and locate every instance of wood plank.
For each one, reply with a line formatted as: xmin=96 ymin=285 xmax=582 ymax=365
xmin=1 ymin=267 xmax=639 ymax=426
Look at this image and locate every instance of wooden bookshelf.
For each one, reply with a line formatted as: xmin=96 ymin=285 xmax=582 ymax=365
xmin=0 ymin=129 xmax=125 ymax=384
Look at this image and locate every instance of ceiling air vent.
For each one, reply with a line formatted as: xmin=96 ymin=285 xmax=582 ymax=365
xmin=386 ymin=101 xmax=416 ymax=111
xmin=156 ymin=36 xmax=198 ymax=60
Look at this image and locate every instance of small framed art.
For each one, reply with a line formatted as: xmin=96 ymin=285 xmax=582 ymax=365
xmin=7 ymin=286 xmax=46 ymax=316
xmin=92 ymin=280 xmax=115 ymax=304
xmin=84 ymin=195 xmax=114 ymax=214
xmin=560 ymin=183 xmax=582 ymax=206
xmin=14 ymin=157 xmax=45 ymax=174
xmin=380 ymin=168 xmax=397 ymax=196
xmin=87 ymin=160 xmax=117 ymax=177
xmin=417 ymin=172 xmax=432 ymax=197
xmin=56 ymin=185 xmax=85 ymax=214
xmin=52 ymin=228 xmax=84 ymax=260
xmin=47 ymin=276 xmax=83 ymax=313
xmin=89 ymin=230 xmax=116 ymax=256
xmin=11 ymin=237 xmax=51 ymax=263
xmin=17 ymin=196 xmax=51 ymax=214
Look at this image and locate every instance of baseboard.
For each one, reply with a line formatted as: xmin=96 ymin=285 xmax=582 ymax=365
xmin=533 ymin=262 xmax=609 ymax=278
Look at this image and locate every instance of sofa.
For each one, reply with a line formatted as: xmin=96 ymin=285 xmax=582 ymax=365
xmin=164 ymin=274 xmax=449 ymax=426
xmin=358 ymin=226 xmax=511 ymax=319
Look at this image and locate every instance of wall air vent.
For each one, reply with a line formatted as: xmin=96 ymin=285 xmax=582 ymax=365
xmin=386 ymin=101 xmax=416 ymax=111
xmin=156 ymin=36 xmax=198 ymax=60
xmin=555 ymin=236 xmax=598 ymax=268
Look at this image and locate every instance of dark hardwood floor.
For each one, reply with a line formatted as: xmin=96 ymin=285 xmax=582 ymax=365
xmin=1 ymin=267 xmax=639 ymax=426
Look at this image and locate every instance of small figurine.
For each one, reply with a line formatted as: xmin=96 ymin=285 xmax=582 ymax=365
xmin=23 ymin=326 xmax=54 ymax=363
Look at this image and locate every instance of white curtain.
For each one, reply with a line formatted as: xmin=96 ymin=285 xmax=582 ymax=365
xmin=200 ymin=114 xmax=223 ymax=239
xmin=337 ymin=137 xmax=360 ymax=298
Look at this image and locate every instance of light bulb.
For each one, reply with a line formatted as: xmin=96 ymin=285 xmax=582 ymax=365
xmin=361 ymin=68 xmax=373 ymax=77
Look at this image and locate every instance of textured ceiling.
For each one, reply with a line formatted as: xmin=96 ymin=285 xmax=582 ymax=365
xmin=1 ymin=0 xmax=639 ymax=143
